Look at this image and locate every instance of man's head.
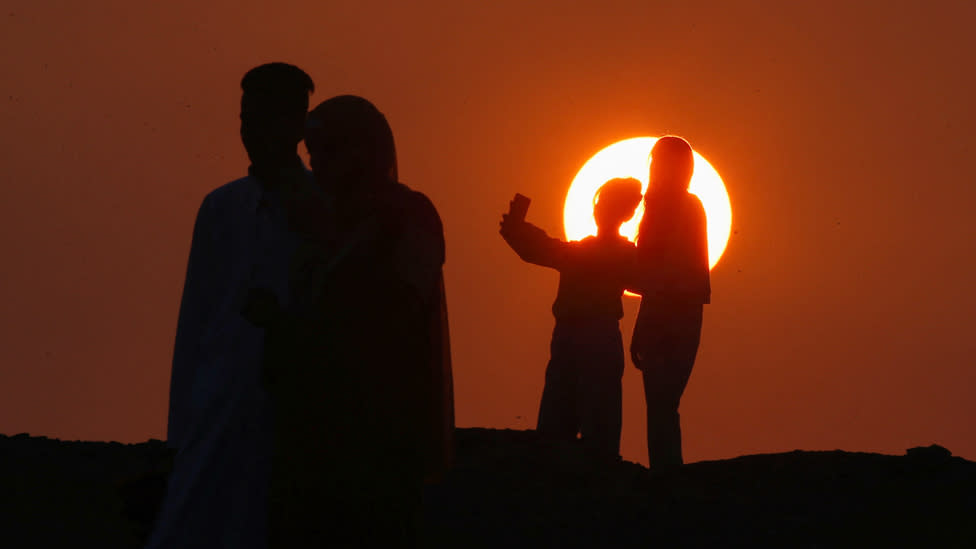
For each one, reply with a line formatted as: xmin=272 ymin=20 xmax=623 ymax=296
xmin=239 ymin=62 xmax=315 ymax=166
xmin=593 ymin=177 xmax=643 ymax=232
xmin=648 ymin=135 xmax=694 ymax=194
xmin=304 ymin=95 xmax=397 ymax=196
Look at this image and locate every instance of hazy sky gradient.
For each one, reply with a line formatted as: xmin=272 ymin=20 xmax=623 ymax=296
xmin=1 ymin=0 xmax=974 ymax=465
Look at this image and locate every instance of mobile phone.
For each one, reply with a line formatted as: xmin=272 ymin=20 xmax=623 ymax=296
xmin=509 ymin=193 xmax=531 ymax=222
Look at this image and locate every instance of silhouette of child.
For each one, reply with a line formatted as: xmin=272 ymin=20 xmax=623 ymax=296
xmin=499 ymin=178 xmax=643 ymax=462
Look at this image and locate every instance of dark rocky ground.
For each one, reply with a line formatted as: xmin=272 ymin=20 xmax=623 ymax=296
xmin=1 ymin=428 xmax=974 ymax=548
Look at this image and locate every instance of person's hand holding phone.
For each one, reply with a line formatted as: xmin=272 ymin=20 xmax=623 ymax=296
xmin=499 ymin=193 xmax=531 ymax=239
xmin=509 ymin=193 xmax=530 ymax=222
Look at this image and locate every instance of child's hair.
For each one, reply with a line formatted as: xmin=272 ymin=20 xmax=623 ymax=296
xmin=593 ymin=178 xmax=644 ymax=228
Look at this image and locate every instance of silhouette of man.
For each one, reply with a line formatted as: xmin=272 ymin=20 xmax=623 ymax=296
xmin=254 ymin=95 xmax=453 ymax=548
xmin=499 ymin=178 xmax=643 ymax=462
xmin=631 ymin=136 xmax=710 ymax=470
xmin=145 ymin=63 xmax=315 ymax=549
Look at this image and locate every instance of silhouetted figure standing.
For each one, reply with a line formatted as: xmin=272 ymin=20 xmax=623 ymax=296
xmin=632 ymin=136 xmax=710 ymax=470
xmin=250 ymin=95 xmax=453 ymax=548
xmin=500 ymin=179 xmax=643 ymax=462
xmin=146 ymin=63 xmax=316 ymax=549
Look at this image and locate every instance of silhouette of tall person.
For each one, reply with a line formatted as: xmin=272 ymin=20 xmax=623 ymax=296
xmin=632 ymin=136 xmax=710 ymax=470
xmin=145 ymin=63 xmax=316 ymax=549
xmin=500 ymin=178 xmax=643 ymax=462
xmin=255 ymin=95 xmax=454 ymax=548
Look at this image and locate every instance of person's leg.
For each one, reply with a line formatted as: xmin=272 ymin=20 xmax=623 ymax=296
xmin=537 ymin=322 xmax=581 ymax=441
xmin=643 ymin=370 xmax=684 ymax=468
xmin=578 ymin=322 xmax=624 ymax=462
xmin=642 ymin=307 xmax=702 ymax=469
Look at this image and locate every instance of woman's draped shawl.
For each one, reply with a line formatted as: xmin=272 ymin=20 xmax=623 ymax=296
xmin=428 ymin=272 xmax=455 ymax=479
xmin=268 ymin=182 xmax=454 ymax=482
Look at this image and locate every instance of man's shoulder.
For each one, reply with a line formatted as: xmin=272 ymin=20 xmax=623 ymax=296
xmin=204 ymin=175 xmax=259 ymax=204
xmin=193 ymin=176 xmax=264 ymax=221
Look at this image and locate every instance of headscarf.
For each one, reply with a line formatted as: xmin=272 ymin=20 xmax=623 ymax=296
xmin=305 ymin=95 xmax=397 ymax=189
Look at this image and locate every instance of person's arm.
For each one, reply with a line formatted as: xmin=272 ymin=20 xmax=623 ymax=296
xmin=168 ymin=194 xmax=217 ymax=450
xmin=695 ymin=201 xmax=711 ymax=304
xmin=425 ymin=273 xmax=454 ymax=483
xmin=679 ymin=198 xmax=710 ymax=303
xmin=392 ymin=194 xmax=444 ymax=310
xmin=630 ymin=304 xmax=651 ymax=368
xmin=499 ymin=215 xmax=571 ymax=270
xmin=378 ymin=189 xmax=450 ymax=477
xmin=622 ymin=244 xmax=648 ymax=296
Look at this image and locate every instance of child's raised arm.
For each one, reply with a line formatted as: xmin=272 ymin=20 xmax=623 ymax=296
xmin=499 ymin=213 xmax=571 ymax=271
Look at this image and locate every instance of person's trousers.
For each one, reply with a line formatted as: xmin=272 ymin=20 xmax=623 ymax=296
xmin=537 ymin=318 xmax=624 ymax=460
xmin=637 ymin=305 xmax=702 ymax=469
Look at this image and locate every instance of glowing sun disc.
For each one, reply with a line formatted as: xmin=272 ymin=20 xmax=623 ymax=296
xmin=563 ymin=136 xmax=732 ymax=271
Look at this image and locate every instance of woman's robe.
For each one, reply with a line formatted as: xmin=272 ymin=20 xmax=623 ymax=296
xmin=261 ymin=182 xmax=454 ymax=544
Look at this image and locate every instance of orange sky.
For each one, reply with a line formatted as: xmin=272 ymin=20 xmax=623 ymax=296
xmin=1 ymin=1 xmax=974 ymax=466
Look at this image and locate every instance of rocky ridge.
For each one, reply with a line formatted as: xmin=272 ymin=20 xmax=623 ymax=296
xmin=1 ymin=428 xmax=973 ymax=548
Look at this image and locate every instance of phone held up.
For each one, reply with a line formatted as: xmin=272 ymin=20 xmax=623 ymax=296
xmin=509 ymin=193 xmax=531 ymax=223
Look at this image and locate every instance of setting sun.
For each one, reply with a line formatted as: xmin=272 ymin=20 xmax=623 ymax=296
xmin=563 ymin=137 xmax=732 ymax=271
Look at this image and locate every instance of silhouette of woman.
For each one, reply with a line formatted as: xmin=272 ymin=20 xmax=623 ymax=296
xmin=252 ymin=95 xmax=453 ymax=547
xmin=632 ymin=136 xmax=710 ymax=469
